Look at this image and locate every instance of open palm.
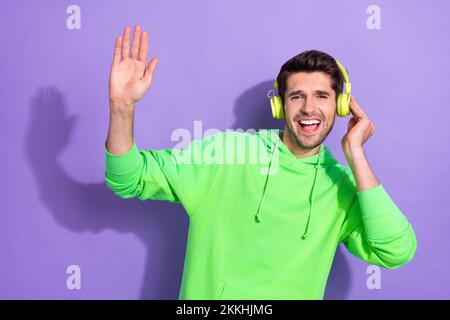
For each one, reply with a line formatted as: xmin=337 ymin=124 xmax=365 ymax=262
xmin=109 ymin=25 xmax=158 ymax=107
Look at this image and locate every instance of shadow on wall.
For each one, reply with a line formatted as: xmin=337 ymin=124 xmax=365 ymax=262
xmin=24 ymin=83 xmax=350 ymax=300
xmin=24 ymin=87 xmax=188 ymax=299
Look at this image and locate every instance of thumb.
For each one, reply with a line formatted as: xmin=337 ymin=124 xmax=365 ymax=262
xmin=347 ymin=117 xmax=356 ymax=131
xmin=143 ymin=57 xmax=158 ymax=86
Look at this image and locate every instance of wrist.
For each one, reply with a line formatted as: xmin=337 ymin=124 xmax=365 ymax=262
xmin=109 ymin=99 xmax=135 ymax=114
xmin=345 ymin=145 xmax=365 ymax=165
xmin=348 ymin=144 xmax=364 ymax=154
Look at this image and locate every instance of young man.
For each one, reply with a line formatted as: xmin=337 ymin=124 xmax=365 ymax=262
xmin=105 ymin=25 xmax=417 ymax=299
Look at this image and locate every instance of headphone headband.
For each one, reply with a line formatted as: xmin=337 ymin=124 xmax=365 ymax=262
xmin=335 ymin=59 xmax=351 ymax=94
xmin=270 ymin=59 xmax=351 ymax=99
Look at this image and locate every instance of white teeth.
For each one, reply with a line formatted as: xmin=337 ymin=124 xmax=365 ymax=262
xmin=299 ymin=119 xmax=320 ymax=125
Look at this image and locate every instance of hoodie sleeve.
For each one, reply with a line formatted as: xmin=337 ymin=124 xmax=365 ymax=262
xmin=338 ymin=170 xmax=417 ymax=269
xmin=104 ymin=132 xmax=223 ymax=215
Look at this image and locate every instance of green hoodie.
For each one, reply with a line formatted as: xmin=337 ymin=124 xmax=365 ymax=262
xmin=104 ymin=128 xmax=417 ymax=300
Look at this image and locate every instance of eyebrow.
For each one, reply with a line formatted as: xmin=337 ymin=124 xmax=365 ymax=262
xmin=287 ymin=90 xmax=331 ymax=98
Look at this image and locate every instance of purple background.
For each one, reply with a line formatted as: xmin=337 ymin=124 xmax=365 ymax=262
xmin=1 ymin=0 xmax=449 ymax=299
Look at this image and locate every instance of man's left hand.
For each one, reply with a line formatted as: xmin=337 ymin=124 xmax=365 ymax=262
xmin=341 ymin=96 xmax=375 ymax=161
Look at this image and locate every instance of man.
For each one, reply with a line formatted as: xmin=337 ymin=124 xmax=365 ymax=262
xmin=105 ymin=25 xmax=417 ymax=299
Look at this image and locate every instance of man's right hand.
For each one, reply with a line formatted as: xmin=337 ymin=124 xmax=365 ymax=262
xmin=109 ymin=25 xmax=158 ymax=109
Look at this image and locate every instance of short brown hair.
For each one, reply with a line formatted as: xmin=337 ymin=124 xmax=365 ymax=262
xmin=276 ymin=50 xmax=344 ymax=106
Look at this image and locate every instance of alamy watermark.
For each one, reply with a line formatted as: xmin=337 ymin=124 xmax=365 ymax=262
xmin=66 ymin=264 xmax=81 ymax=290
xmin=169 ymin=121 xmax=281 ymax=175
xmin=367 ymin=4 xmax=381 ymax=30
xmin=66 ymin=5 xmax=81 ymax=30
xmin=366 ymin=265 xmax=382 ymax=290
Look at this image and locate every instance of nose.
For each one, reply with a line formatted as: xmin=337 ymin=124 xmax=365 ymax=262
xmin=300 ymin=96 xmax=317 ymax=114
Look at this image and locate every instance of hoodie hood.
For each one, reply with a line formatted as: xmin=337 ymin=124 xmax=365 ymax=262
xmin=254 ymin=129 xmax=339 ymax=240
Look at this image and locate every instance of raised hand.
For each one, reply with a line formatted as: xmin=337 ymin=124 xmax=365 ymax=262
xmin=341 ymin=96 xmax=375 ymax=152
xmin=109 ymin=25 xmax=158 ymax=108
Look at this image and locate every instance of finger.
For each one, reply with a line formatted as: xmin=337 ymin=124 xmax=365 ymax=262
xmin=366 ymin=128 xmax=374 ymax=141
xmin=130 ymin=25 xmax=141 ymax=60
xmin=112 ymin=36 xmax=122 ymax=65
xmin=139 ymin=31 xmax=148 ymax=63
xmin=143 ymin=57 xmax=158 ymax=85
xmin=349 ymin=96 xmax=368 ymax=120
xmin=347 ymin=117 xmax=356 ymax=131
xmin=364 ymin=124 xmax=375 ymax=140
xmin=349 ymin=97 xmax=364 ymax=119
xmin=122 ymin=26 xmax=131 ymax=60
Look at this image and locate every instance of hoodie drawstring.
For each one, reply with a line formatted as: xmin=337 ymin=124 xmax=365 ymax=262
xmin=254 ymin=132 xmax=323 ymax=241
xmin=301 ymin=150 xmax=321 ymax=240
xmin=255 ymin=139 xmax=280 ymax=223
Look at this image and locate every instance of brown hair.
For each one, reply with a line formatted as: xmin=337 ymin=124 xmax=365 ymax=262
xmin=276 ymin=50 xmax=344 ymax=106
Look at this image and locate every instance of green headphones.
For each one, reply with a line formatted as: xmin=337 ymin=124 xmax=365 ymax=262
xmin=267 ymin=59 xmax=352 ymax=119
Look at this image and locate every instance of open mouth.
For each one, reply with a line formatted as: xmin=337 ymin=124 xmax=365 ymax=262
xmin=296 ymin=119 xmax=322 ymax=134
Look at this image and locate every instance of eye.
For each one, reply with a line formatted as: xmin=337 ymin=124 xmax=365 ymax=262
xmin=317 ymin=95 xmax=328 ymax=99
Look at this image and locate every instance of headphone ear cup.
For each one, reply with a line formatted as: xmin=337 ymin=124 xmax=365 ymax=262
xmin=271 ymin=95 xmax=285 ymax=119
xmin=276 ymin=96 xmax=285 ymax=119
xmin=337 ymin=93 xmax=350 ymax=117
xmin=336 ymin=93 xmax=343 ymax=117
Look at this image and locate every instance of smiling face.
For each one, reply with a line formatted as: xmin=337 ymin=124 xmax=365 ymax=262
xmin=282 ymin=71 xmax=337 ymax=157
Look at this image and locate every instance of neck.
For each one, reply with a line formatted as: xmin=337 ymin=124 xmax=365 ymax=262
xmin=280 ymin=128 xmax=321 ymax=159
